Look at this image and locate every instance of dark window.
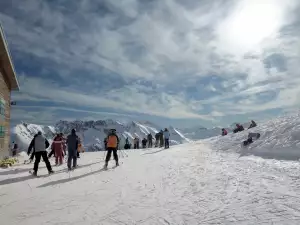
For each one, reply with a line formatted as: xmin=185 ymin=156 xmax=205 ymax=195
xmin=0 ymin=126 xmax=4 ymax=137
xmin=0 ymin=98 xmax=5 ymax=119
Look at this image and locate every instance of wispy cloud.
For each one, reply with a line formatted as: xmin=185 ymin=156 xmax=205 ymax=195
xmin=1 ymin=0 xmax=300 ymax=127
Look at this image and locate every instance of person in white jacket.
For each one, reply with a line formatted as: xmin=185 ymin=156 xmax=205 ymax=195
xmin=163 ymin=128 xmax=170 ymax=149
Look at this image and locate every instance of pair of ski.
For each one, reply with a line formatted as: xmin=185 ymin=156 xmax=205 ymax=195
xmin=29 ymin=170 xmax=54 ymax=178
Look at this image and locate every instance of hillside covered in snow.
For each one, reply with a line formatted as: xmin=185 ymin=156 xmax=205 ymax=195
xmin=2 ymin=112 xmax=300 ymax=224
xmin=205 ymin=112 xmax=300 ymax=160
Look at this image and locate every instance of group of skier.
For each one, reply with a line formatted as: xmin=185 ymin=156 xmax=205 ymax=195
xmin=27 ymin=129 xmax=83 ymax=176
xmin=221 ymin=120 xmax=257 ymax=136
xmin=220 ymin=120 xmax=260 ymax=146
xmin=26 ymin=126 xmax=172 ymax=175
xmin=121 ymin=128 xmax=170 ymax=150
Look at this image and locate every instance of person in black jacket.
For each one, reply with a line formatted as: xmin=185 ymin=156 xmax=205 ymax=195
xmin=66 ymin=129 xmax=79 ymax=170
xmin=155 ymin=133 xmax=160 ymax=147
xmin=28 ymin=131 xmax=53 ymax=176
xmin=27 ymin=134 xmax=38 ymax=163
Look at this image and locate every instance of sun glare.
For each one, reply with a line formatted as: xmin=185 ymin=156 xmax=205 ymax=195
xmin=220 ymin=0 xmax=285 ymax=51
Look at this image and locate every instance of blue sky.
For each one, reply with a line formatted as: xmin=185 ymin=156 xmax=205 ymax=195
xmin=1 ymin=0 xmax=300 ymax=128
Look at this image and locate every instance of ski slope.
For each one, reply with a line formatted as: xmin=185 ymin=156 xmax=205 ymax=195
xmin=1 ymin=140 xmax=300 ymax=224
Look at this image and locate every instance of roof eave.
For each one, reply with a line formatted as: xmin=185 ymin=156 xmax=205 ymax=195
xmin=0 ymin=24 xmax=20 ymax=91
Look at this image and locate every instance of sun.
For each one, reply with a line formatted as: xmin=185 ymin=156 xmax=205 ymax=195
xmin=219 ymin=0 xmax=285 ymax=51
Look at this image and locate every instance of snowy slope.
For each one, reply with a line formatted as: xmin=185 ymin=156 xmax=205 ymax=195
xmin=2 ymin=140 xmax=300 ymax=224
xmin=205 ymin=112 xmax=300 ymax=160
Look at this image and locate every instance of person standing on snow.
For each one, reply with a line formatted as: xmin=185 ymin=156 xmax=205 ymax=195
xmin=155 ymin=132 xmax=160 ymax=147
xmin=60 ymin=133 xmax=67 ymax=156
xmin=27 ymin=133 xmax=38 ymax=163
xmin=104 ymin=129 xmax=119 ymax=168
xmin=163 ymin=128 xmax=170 ymax=149
xmin=11 ymin=142 xmax=18 ymax=156
xmin=147 ymin=133 xmax=153 ymax=148
xmin=124 ymin=137 xmax=131 ymax=149
xmin=142 ymin=138 xmax=147 ymax=148
xmin=159 ymin=130 xmax=164 ymax=147
xmin=28 ymin=131 xmax=54 ymax=176
xmin=66 ymin=129 xmax=79 ymax=171
xmin=51 ymin=133 xmax=64 ymax=166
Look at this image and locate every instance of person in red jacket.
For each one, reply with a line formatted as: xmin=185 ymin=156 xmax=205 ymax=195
xmin=51 ymin=134 xmax=64 ymax=165
xmin=221 ymin=128 xmax=228 ymax=136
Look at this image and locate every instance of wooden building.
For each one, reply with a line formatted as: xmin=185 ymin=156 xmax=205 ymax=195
xmin=0 ymin=25 xmax=19 ymax=158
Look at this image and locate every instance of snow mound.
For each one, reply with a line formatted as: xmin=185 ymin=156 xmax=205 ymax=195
xmin=205 ymin=113 xmax=300 ymax=160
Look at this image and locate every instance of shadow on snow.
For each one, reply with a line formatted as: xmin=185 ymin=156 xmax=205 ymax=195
xmin=0 ymin=161 xmax=102 ymax=186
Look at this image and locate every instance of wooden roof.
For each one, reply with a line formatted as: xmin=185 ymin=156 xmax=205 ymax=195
xmin=0 ymin=24 xmax=19 ymax=90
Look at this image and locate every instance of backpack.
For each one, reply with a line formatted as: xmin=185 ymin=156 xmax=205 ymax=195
xmin=107 ymin=135 xmax=118 ymax=148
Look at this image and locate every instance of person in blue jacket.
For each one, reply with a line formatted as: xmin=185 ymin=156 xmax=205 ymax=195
xmin=163 ymin=128 xmax=170 ymax=149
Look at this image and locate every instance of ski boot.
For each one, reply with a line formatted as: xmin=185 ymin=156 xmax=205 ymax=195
xmin=49 ymin=170 xmax=54 ymax=175
xmin=116 ymin=161 xmax=119 ymax=167
xmin=103 ymin=162 xmax=108 ymax=170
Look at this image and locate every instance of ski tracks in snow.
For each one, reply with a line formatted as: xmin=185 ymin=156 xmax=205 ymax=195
xmin=1 ymin=144 xmax=300 ymax=224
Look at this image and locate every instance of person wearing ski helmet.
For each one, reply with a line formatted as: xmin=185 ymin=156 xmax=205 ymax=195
xmin=104 ymin=129 xmax=119 ymax=168
xmin=66 ymin=129 xmax=79 ymax=170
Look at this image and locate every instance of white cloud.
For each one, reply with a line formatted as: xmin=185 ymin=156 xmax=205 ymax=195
xmin=1 ymin=0 xmax=300 ymax=125
xmin=13 ymin=75 xmax=212 ymax=120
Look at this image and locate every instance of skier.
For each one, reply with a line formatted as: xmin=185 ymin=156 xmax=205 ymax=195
xmin=27 ymin=134 xmax=38 ymax=163
xmin=155 ymin=132 xmax=160 ymax=147
xmin=66 ymin=129 xmax=79 ymax=171
xmin=104 ymin=137 xmax=108 ymax=150
xmin=11 ymin=142 xmax=18 ymax=156
xmin=163 ymin=128 xmax=170 ymax=149
xmin=48 ymin=134 xmax=57 ymax=158
xmin=159 ymin=130 xmax=164 ymax=147
xmin=221 ymin=128 xmax=228 ymax=136
xmin=233 ymin=124 xmax=244 ymax=133
xmin=243 ymin=132 xmax=261 ymax=146
xmin=147 ymin=133 xmax=153 ymax=148
xmin=104 ymin=129 xmax=119 ymax=168
xmin=28 ymin=131 xmax=54 ymax=176
xmin=248 ymin=120 xmax=257 ymax=129
xmin=134 ymin=137 xmax=140 ymax=149
xmin=60 ymin=133 xmax=67 ymax=156
xmin=124 ymin=137 xmax=131 ymax=149
xmin=51 ymin=133 xmax=64 ymax=166
xmin=142 ymin=138 xmax=147 ymax=148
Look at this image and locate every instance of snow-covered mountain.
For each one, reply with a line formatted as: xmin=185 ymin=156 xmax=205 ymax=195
xmin=180 ymin=125 xmax=222 ymax=140
xmin=13 ymin=119 xmax=215 ymax=152
xmin=12 ymin=122 xmax=56 ymax=152
xmin=55 ymin=120 xmax=194 ymax=151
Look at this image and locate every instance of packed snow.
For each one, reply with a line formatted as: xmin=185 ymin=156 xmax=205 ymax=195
xmin=2 ymin=113 xmax=300 ymax=224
